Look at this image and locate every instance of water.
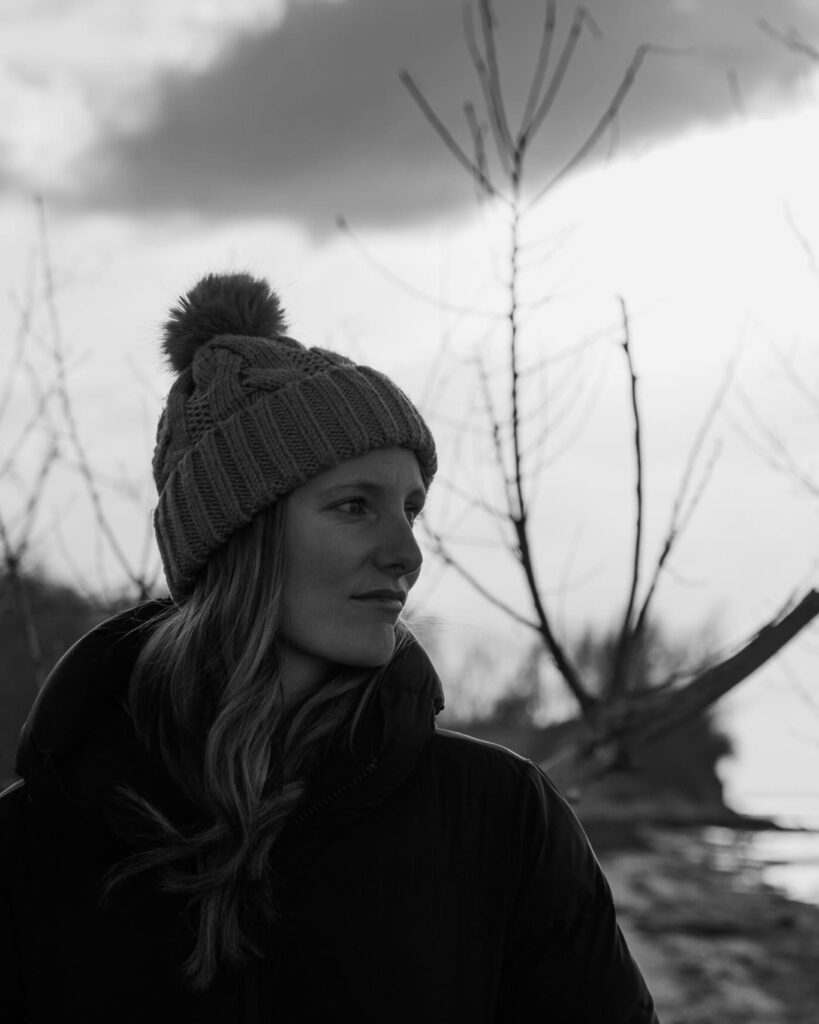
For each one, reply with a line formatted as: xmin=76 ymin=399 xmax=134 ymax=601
xmin=702 ymin=794 xmax=819 ymax=907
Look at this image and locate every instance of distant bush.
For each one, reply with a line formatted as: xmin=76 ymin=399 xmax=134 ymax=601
xmin=0 ymin=572 xmax=111 ymax=784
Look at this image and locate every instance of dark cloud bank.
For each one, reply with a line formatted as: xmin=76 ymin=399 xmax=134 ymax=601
xmin=62 ymin=0 xmax=819 ymax=234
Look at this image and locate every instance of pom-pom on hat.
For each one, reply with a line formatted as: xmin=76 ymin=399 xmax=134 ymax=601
xmin=153 ymin=272 xmax=437 ymax=601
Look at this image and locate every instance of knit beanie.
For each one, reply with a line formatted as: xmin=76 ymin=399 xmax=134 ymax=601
xmin=153 ymin=272 xmax=437 ymax=601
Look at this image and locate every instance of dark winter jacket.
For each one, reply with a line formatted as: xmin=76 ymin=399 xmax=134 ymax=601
xmin=0 ymin=602 xmax=659 ymax=1023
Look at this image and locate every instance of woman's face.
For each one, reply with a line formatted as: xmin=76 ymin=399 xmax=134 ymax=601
xmin=279 ymin=446 xmax=427 ymax=694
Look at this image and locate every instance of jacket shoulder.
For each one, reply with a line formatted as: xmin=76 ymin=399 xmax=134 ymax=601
xmin=429 ymin=727 xmax=565 ymax=815
xmin=432 ymin=727 xmax=534 ymax=771
xmin=429 ymin=728 xmax=595 ymax=873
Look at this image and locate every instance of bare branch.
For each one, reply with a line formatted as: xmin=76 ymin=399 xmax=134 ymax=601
xmin=37 ymin=199 xmax=142 ymax=591
xmin=519 ymin=0 xmax=557 ymax=143
xmin=525 ymin=45 xmax=689 ymax=212
xmin=609 ymin=297 xmax=643 ymax=697
xmin=675 ymin=439 xmax=722 ymax=538
xmin=732 ymin=385 xmax=819 ymax=498
xmin=767 ymin=332 xmax=819 ymax=421
xmin=783 ymin=200 xmax=819 ymax=285
xmin=0 ymin=278 xmax=37 ymax=432
xmin=421 ymin=523 xmax=540 ymax=632
xmin=0 ymin=383 xmax=58 ymax=480
xmin=463 ymin=101 xmax=490 ymax=197
xmin=512 ymin=516 xmax=595 ymax=714
xmin=463 ymin=2 xmax=514 ymax=179
xmin=518 ymin=321 xmax=613 ymax=377
xmin=547 ymin=588 xmax=819 ymax=776
xmin=477 ymin=0 xmax=515 ymax=153
xmin=726 ymin=68 xmax=746 ymax=119
xmin=473 ymin=350 xmax=515 ymax=515
xmin=336 ymin=216 xmax=503 ymax=319
xmin=758 ymin=18 xmax=819 ymax=61
xmin=15 ymin=438 xmax=59 ymax=558
xmin=784 ymin=661 xmax=819 ymax=728
xmin=434 ymin=477 xmax=510 ymax=521
xmin=520 ymin=7 xmax=601 ymax=150
xmin=633 ymin=345 xmax=741 ymax=637
xmin=635 ymin=589 xmax=819 ymax=743
xmin=508 ymin=210 xmax=525 ymax=523
xmin=51 ymin=515 xmax=109 ymax=611
xmin=399 ymin=70 xmax=505 ymax=201
xmin=526 ymin=339 xmax=612 ymax=489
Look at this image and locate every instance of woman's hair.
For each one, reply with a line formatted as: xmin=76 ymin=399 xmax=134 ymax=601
xmin=104 ymin=498 xmax=404 ymax=990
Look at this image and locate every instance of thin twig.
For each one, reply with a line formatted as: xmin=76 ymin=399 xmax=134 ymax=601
xmin=473 ymin=350 xmax=515 ymax=515
xmin=783 ymin=201 xmax=819 ymax=285
xmin=421 ymin=523 xmax=540 ymax=632
xmin=463 ymin=101 xmax=490 ymax=199
xmin=0 ymin=384 xmax=59 ymax=480
xmin=525 ymin=45 xmax=689 ymax=211
xmin=478 ymin=0 xmax=515 ymax=153
xmin=521 ymin=7 xmax=600 ymax=149
xmin=512 ymin=516 xmax=594 ymax=713
xmin=675 ymin=439 xmax=722 ymax=539
xmin=337 ymin=216 xmax=503 ymax=318
xmin=0 ymin=280 xmax=37 ymax=432
xmin=434 ymin=477 xmax=510 ymax=521
xmin=463 ymin=3 xmax=513 ymax=181
xmin=519 ymin=0 xmax=557 ymax=142
xmin=37 ymin=199 xmax=141 ymax=590
xmin=767 ymin=333 xmax=819 ymax=420
xmin=526 ymin=339 xmax=611 ymax=486
xmin=633 ymin=347 xmax=740 ymax=640
xmin=758 ymin=18 xmax=819 ymax=61
xmin=518 ymin=322 xmax=613 ymax=377
xmin=726 ymin=68 xmax=746 ymax=119
xmin=732 ymin=389 xmax=819 ymax=498
xmin=399 ymin=70 xmax=505 ymax=201
xmin=15 ymin=439 xmax=59 ymax=558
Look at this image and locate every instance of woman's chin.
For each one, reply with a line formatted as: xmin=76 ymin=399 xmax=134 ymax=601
xmin=337 ymin=626 xmax=397 ymax=669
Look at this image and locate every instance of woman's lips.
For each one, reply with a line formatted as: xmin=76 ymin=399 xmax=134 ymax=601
xmin=351 ymin=595 xmax=404 ymax=613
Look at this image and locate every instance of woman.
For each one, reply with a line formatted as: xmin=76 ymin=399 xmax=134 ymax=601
xmin=0 ymin=273 xmax=659 ymax=1022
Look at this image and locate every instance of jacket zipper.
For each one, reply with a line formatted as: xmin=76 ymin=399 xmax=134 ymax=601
xmin=242 ymin=763 xmax=382 ymax=1021
xmin=288 ymin=755 xmax=379 ymax=829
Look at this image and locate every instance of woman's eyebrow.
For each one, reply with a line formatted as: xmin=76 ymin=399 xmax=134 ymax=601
xmin=320 ymin=480 xmax=427 ymax=501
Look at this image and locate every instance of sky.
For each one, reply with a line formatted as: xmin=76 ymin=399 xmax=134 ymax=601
xmin=2 ymin=0 xmax=819 ymax=806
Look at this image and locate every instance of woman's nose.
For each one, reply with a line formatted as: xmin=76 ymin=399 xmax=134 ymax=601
xmin=377 ymin=512 xmax=423 ymax=579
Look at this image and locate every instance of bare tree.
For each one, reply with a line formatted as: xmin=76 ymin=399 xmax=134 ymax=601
xmin=0 ymin=204 xmax=161 ymax=687
xmin=394 ymin=0 xmax=819 ymax=783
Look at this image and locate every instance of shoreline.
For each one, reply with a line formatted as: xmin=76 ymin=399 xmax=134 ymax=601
xmin=579 ymin=809 xmax=809 ymax=860
xmin=598 ymin=825 xmax=819 ymax=1023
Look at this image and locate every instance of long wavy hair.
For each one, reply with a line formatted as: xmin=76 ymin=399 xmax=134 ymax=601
xmin=104 ymin=497 xmax=405 ymax=990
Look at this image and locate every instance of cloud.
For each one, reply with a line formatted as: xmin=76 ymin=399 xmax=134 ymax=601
xmin=37 ymin=0 xmax=819 ymax=233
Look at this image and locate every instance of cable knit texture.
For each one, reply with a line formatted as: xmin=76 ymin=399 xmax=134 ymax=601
xmin=153 ymin=274 xmax=437 ymax=600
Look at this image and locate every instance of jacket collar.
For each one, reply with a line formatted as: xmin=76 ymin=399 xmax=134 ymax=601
xmin=290 ymin=637 xmax=444 ymax=835
xmin=16 ymin=601 xmax=444 ymax=839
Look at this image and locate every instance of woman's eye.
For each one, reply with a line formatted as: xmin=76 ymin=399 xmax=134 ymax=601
xmin=335 ymin=498 xmax=423 ymax=523
xmin=337 ymin=498 xmax=367 ymax=515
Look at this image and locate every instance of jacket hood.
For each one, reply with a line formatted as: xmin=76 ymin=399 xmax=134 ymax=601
xmin=16 ymin=601 xmax=445 ymax=841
